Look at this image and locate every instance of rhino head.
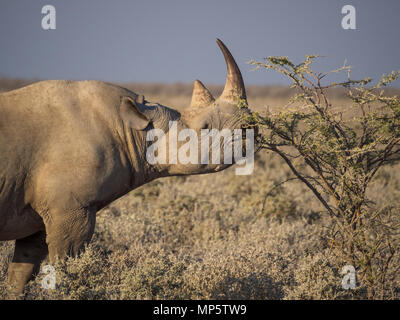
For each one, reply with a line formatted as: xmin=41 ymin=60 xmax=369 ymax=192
xmin=136 ymin=39 xmax=255 ymax=177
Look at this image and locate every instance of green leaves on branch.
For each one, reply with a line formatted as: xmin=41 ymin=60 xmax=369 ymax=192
xmin=248 ymin=54 xmax=400 ymax=298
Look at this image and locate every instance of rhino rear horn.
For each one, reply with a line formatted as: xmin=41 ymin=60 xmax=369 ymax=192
xmin=189 ymin=79 xmax=215 ymax=109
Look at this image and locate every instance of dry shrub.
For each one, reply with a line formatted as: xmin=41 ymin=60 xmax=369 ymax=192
xmin=0 ymin=241 xmax=13 ymax=298
xmin=250 ymin=55 xmax=400 ymax=299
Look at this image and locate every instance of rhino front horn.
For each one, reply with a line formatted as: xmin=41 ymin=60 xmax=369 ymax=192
xmin=216 ymin=38 xmax=247 ymax=103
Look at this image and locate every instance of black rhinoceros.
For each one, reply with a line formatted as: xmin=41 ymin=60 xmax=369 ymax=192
xmin=0 ymin=39 xmax=254 ymax=296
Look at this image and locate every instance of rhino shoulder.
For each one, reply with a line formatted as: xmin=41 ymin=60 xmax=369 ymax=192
xmin=76 ymin=81 xmax=150 ymax=109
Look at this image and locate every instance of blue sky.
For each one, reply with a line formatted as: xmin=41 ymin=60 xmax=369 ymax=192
xmin=0 ymin=0 xmax=399 ymax=85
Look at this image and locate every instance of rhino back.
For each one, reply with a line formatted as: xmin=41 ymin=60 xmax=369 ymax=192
xmin=0 ymin=80 xmax=137 ymax=235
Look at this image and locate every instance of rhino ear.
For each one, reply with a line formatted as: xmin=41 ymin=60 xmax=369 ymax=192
xmin=120 ymin=96 xmax=150 ymax=130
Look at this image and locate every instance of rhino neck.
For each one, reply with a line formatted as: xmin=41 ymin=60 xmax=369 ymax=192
xmin=119 ymin=103 xmax=181 ymax=189
xmin=118 ymin=124 xmax=155 ymax=189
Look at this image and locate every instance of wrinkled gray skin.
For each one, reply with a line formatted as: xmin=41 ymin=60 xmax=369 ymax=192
xmin=0 ymin=39 xmax=252 ymax=297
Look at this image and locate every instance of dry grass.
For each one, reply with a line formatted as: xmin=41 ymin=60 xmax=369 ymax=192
xmin=0 ymin=79 xmax=399 ymax=300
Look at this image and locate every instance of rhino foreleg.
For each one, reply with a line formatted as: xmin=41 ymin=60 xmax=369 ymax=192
xmin=6 ymin=207 xmax=96 ymax=298
xmin=7 ymin=231 xmax=48 ymax=299
xmin=45 ymin=208 xmax=96 ymax=260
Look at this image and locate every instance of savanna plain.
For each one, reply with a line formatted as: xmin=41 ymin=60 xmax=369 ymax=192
xmin=0 ymin=79 xmax=399 ymax=299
